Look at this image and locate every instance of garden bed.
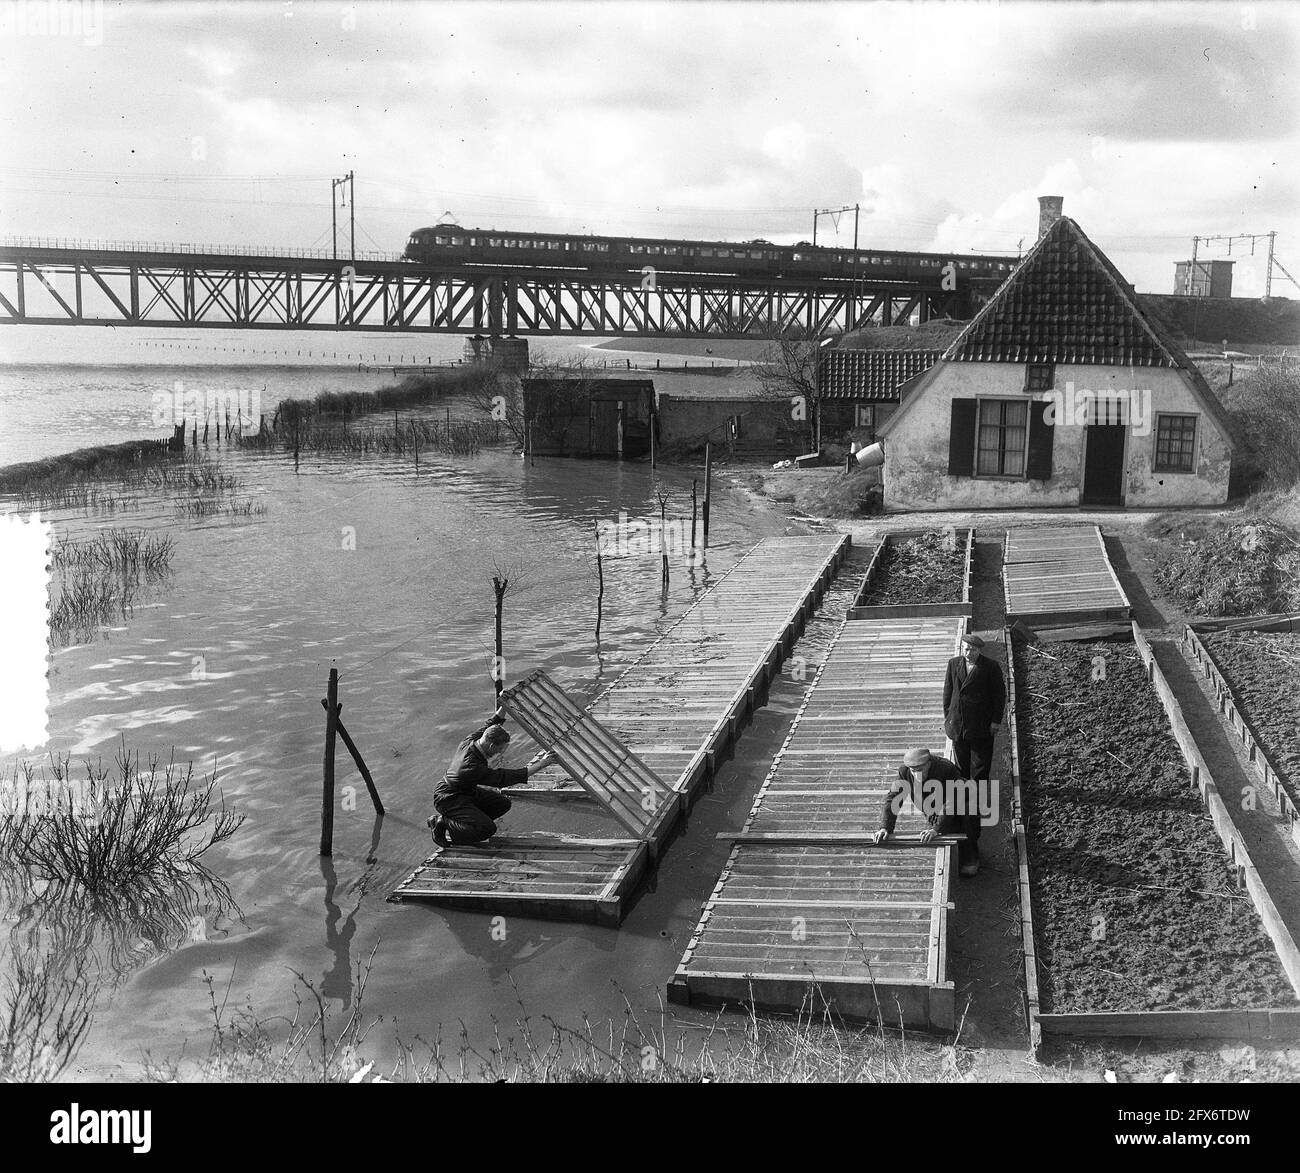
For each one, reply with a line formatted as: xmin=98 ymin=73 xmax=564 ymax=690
xmin=1012 ymin=636 xmax=1296 ymax=1014
xmin=847 ymin=528 xmax=972 ymax=619
xmin=1200 ymin=630 xmax=1300 ymax=815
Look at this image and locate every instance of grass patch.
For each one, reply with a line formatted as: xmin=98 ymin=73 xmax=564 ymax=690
xmin=0 ymin=437 xmax=176 ymax=498
xmin=271 ymin=366 xmax=507 ymax=430
xmin=1144 ymin=513 xmax=1300 ymax=616
xmin=142 ymin=952 xmax=968 ymax=1083
xmin=48 ymin=527 xmax=176 ymax=645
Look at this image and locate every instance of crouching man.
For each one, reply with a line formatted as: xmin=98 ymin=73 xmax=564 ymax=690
xmin=428 ymin=707 xmax=557 ymax=847
xmin=871 ymin=746 xmax=981 ymax=877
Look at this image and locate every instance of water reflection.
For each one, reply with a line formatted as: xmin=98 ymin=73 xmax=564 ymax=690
xmin=3 ymin=863 xmax=241 ymax=987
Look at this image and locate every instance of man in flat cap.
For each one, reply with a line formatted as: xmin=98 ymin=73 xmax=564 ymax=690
xmin=872 ymin=746 xmax=980 ymax=876
xmin=938 ymin=632 xmax=1005 ymax=873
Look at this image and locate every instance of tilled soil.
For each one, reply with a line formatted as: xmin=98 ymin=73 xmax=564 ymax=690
xmin=1202 ymin=632 xmax=1300 ymax=802
xmin=859 ymin=530 xmax=964 ymax=605
xmin=1014 ymin=637 xmax=1296 ymax=1013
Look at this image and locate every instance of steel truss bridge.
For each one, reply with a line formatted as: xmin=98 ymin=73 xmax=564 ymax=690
xmin=0 ymin=242 xmax=995 ymax=339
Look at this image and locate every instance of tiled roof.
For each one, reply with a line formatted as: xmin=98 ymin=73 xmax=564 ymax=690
xmin=818 ymin=348 xmax=941 ymax=400
xmin=943 ymin=217 xmax=1181 ymax=367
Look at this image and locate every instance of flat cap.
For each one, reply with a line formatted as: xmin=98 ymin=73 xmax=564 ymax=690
xmin=960 ymin=633 xmax=985 ymax=648
xmin=902 ymin=747 xmax=931 ymax=768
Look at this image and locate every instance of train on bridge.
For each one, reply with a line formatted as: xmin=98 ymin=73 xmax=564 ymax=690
xmin=404 ymin=223 xmax=1017 ymax=286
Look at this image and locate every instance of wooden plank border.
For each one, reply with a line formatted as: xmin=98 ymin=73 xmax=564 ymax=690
xmin=1008 ymin=619 xmax=1300 ymax=1050
xmin=1013 ymin=623 xmax=1300 ymax=1043
xmin=1182 ymin=625 xmax=1300 ymax=849
xmin=1037 ymin=1009 xmax=1300 ymax=1041
xmin=848 ymin=528 xmax=974 ymax=620
xmin=1004 ymin=623 xmax=1043 ymax=1058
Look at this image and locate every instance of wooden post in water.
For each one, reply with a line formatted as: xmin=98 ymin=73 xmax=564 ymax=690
xmin=202 ymin=414 xmax=209 ymax=446
xmin=594 ymin=521 xmax=604 ymax=642
xmin=319 ymin=698 xmax=384 ymax=815
xmin=321 ymin=666 xmax=338 ymax=856
xmin=394 ymin=410 xmax=399 ymax=449
xmin=191 ymin=420 xmax=198 ymax=450
xmin=658 ymin=491 xmax=669 ymax=589
xmin=690 ymin=479 xmax=698 ymax=550
xmin=703 ymin=442 xmax=712 ymax=548
xmin=411 ymin=420 xmax=419 ymax=470
xmin=492 ymin=574 xmax=507 ymax=698
xmin=650 ymin=413 xmax=657 ymax=470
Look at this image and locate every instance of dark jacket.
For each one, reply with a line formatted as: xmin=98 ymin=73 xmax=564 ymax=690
xmin=880 ymin=754 xmax=964 ymax=835
xmin=942 ymin=653 xmax=1005 ymax=741
xmin=433 ymin=714 xmax=529 ymax=800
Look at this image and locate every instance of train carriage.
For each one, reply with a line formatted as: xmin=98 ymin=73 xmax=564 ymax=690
xmin=403 ymin=223 xmax=1016 ymax=287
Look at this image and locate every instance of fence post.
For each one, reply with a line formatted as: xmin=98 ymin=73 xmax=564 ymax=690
xmin=321 ymin=666 xmax=338 ymax=856
xmin=703 ymin=442 xmax=712 ymax=548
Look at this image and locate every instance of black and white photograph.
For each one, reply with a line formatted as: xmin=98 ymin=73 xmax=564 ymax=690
xmin=0 ymin=0 xmax=1298 ymax=1138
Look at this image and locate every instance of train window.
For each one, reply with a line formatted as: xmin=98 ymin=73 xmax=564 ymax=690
xmin=630 ymin=244 xmax=646 ymax=254
xmin=489 ymin=238 xmax=501 ymax=247
xmin=699 ymin=248 xmax=713 ymax=257
xmin=648 ymin=245 xmax=661 ymax=255
xmin=597 ymin=243 xmax=609 ymax=252
xmin=792 ymin=252 xmax=805 ymax=262
xmin=664 ymin=246 xmax=678 ymax=255
xmin=450 ymin=236 xmax=463 ymax=246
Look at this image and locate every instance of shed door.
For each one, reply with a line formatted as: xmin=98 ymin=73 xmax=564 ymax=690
xmin=1081 ymin=423 xmax=1126 ymax=506
xmin=591 ymin=399 xmax=619 ymax=456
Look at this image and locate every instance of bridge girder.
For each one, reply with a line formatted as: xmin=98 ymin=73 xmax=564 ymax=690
xmin=0 ymin=247 xmax=983 ymax=337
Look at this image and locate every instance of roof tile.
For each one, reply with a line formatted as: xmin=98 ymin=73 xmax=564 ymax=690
xmin=818 ymin=348 xmax=941 ymax=400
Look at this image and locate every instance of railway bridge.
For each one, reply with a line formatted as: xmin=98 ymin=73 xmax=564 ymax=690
xmin=0 ymin=239 xmax=998 ymax=339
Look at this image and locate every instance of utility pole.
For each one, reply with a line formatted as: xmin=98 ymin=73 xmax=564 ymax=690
xmin=331 ymin=170 xmax=355 ymax=262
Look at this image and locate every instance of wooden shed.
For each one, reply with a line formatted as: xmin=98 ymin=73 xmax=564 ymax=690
xmin=522 ymin=378 xmax=655 ymax=458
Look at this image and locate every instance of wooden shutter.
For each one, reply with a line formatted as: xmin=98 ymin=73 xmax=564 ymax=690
xmin=1026 ymin=401 xmax=1054 ymax=479
xmin=947 ymin=399 xmax=977 ymax=476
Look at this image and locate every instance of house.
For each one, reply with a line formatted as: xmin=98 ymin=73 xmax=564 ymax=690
xmin=818 ymin=348 xmax=942 ymax=442
xmin=875 ymin=197 xmax=1237 ymax=509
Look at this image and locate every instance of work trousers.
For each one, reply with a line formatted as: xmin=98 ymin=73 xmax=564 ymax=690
xmin=950 ymin=734 xmax=994 ymax=865
xmin=434 ymin=786 xmax=512 ymax=845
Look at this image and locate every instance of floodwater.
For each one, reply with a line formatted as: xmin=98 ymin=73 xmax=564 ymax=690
xmin=0 ymin=345 xmax=860 ymax=1079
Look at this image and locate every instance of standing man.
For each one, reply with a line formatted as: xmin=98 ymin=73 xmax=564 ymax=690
xmin=428 ymin=707 xmax=557 ymax=847
xmin=940 ymin=633 xmax=1005 ymax=872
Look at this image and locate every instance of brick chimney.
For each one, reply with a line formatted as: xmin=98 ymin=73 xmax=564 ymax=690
xmin=1038 ymin=195 xmax=1064 ymax=240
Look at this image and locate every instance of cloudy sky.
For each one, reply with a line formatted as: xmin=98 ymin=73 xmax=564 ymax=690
xmin=1 ymin=0 xmax=1296 ymax=294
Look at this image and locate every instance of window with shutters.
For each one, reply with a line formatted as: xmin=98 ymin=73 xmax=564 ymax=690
xmin=855 ymin=404 xmax=876 ymax=429
xmin=976 ymin=399 xmax=1029 ymax=477
xmin=1154 ymin=414 xmax=1197 ymax=472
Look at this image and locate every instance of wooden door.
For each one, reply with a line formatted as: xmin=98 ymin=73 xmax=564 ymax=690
xmin=1081 ymin=423 xmax=1126 ymax=506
